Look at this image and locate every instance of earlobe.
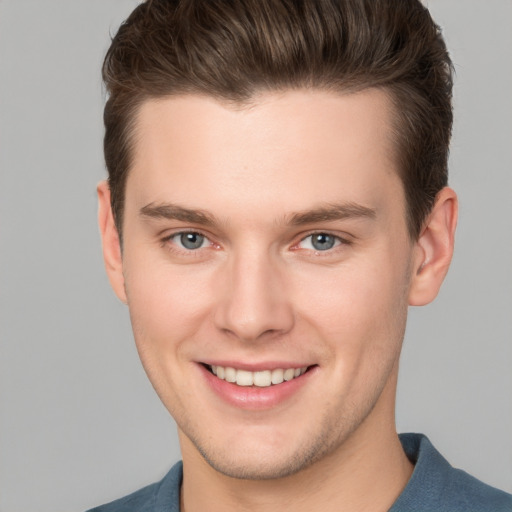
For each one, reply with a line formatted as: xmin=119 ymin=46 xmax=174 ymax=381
xmin=408 ymin=187 xmax=458 ymax=306
xmin=97 ymin=180 xmax=127 ymax=304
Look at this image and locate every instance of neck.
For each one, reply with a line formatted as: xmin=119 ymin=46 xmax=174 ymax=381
xmin=179 ymin=375 xmax=413 ymax=512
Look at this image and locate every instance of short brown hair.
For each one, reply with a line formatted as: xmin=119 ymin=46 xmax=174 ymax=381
xmin=102 ymin=0 xmax=453 ymax=240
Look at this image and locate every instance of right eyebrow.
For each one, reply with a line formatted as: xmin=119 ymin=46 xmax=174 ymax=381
xmin=288 ymin=202 xmax=377 ymax=226
xmin=139 ymin=202 xmax=217 ymax=227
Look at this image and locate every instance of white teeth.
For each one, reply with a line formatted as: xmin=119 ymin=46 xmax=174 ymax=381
xmin=271 ymin=368 xmax=284 ymax=385
xmin=224 ymin=367 xmax=236 ymax=383
xmin=236 ymin=370 xmax=253 ymax=386
xmin=253 ymin=370 xmax=272 ymax=387
xmin=283 ymin=368 xmax=295 ymax=381
xmin=209 ymin=365 xmax=308 ymax=387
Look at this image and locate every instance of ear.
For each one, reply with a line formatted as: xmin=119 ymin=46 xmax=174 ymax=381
xmin=97 ymin=180 xmax=127 ymax=304
xmin=408 ymin=187 xmax=458 ymax=306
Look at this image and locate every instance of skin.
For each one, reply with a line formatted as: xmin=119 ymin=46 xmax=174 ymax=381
xmin=98 ymin=89 xmax=457 ymax=512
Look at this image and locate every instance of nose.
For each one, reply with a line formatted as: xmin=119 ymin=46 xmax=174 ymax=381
xmin=214 ymin=249 xmax=295 ymax=342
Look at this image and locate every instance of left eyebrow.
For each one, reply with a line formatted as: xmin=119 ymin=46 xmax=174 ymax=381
xmin=139 ymin=202 xmax=217 ymax=227
xmin=288 ymin=202 xmax=377 ymax=226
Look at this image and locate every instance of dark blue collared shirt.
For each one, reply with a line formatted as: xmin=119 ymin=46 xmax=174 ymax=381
xmin=87 ymin=433 xmax=512 ymax=511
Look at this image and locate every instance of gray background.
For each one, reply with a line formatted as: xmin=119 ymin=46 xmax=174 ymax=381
xmin=0 ymin=1 xmax=511 ymax=511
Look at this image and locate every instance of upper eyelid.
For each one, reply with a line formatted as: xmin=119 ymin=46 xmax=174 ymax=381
xmin=162 ymin=228 xmax=212 ymax=241
xmin=297 ymin=230 xmax=352 ymax=244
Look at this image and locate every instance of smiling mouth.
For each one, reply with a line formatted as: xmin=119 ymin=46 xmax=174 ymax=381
xmin=205 ymin=364 xmax=312 ymax=387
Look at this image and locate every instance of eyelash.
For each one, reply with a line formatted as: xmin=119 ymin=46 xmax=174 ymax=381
xmin=160 ymin=230 xmax=351 ymax=256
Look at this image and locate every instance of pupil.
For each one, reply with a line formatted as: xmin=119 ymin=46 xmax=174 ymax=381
xmin=312 ymin=233 xmax=335 ymax=251
xmin=181 ymin=233 xmax=204 ymax=249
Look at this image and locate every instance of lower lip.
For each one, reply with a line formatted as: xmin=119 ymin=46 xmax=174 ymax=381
xmin=198 ymin=364 xmax=315 ymax=410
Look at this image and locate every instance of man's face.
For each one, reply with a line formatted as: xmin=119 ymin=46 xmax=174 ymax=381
xmin=117 ymin=89 xmax=419 ymax=479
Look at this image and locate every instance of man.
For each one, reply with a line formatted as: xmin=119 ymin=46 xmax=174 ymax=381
xmin=89 ymin=0 xmax=512 ymax=510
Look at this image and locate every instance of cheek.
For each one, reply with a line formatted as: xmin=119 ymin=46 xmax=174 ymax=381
xmin=294 ymin=260 xmax=409 ymax=408
xmin=123 ymin=252 xmax=215 ymax=357
xmin=123 ymin=256 xmax=218 ymax=413
xmin=293 ymin=253 xmax=410 ymax=361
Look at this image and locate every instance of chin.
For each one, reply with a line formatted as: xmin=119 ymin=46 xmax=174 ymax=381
xmin=197 ymin=443 xmax=324 ymax=480
xmin=183 ymin=415 xmax=353 ymax=481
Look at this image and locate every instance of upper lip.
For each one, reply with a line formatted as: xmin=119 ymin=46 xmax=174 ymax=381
xmin=199 ymin=360 xmax=314 ymax=371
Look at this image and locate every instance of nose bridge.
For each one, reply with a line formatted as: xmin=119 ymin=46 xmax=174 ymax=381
xmin=214 ymin=243 xmax=294 ymax=341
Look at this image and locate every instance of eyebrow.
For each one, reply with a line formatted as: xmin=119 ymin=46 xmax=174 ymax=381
xmin=139 ymin=201 xmax=376 ymax=227
xmin=140 ymin=203 xmax=216 ymax=226
xmin=288 ymin=202 xmax=377 ymax=225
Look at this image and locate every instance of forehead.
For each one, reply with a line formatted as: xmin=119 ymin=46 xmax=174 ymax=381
xmin=127 ymin=89 xmax=404 ymax=225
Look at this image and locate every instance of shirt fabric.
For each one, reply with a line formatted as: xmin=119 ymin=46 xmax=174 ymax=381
xmin=87 ymin=433 xmax=512 ymax=511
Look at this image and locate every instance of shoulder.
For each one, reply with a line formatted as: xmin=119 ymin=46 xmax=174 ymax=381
xmin=86 ymin=461 xmax=182 ymax=512
xmin=86 ymin=482 xmax=158 ymax=512
xmin=392 ymin=433 xmax=512 ymax=512
xmin=432 ymin=464 xmax=512 ymax=511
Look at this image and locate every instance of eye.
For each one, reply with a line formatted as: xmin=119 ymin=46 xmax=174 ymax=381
xmin=299 ymin=233 xmax=342 ymax=251
xmin=170 ymin=232 xmax=209 ymax=250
